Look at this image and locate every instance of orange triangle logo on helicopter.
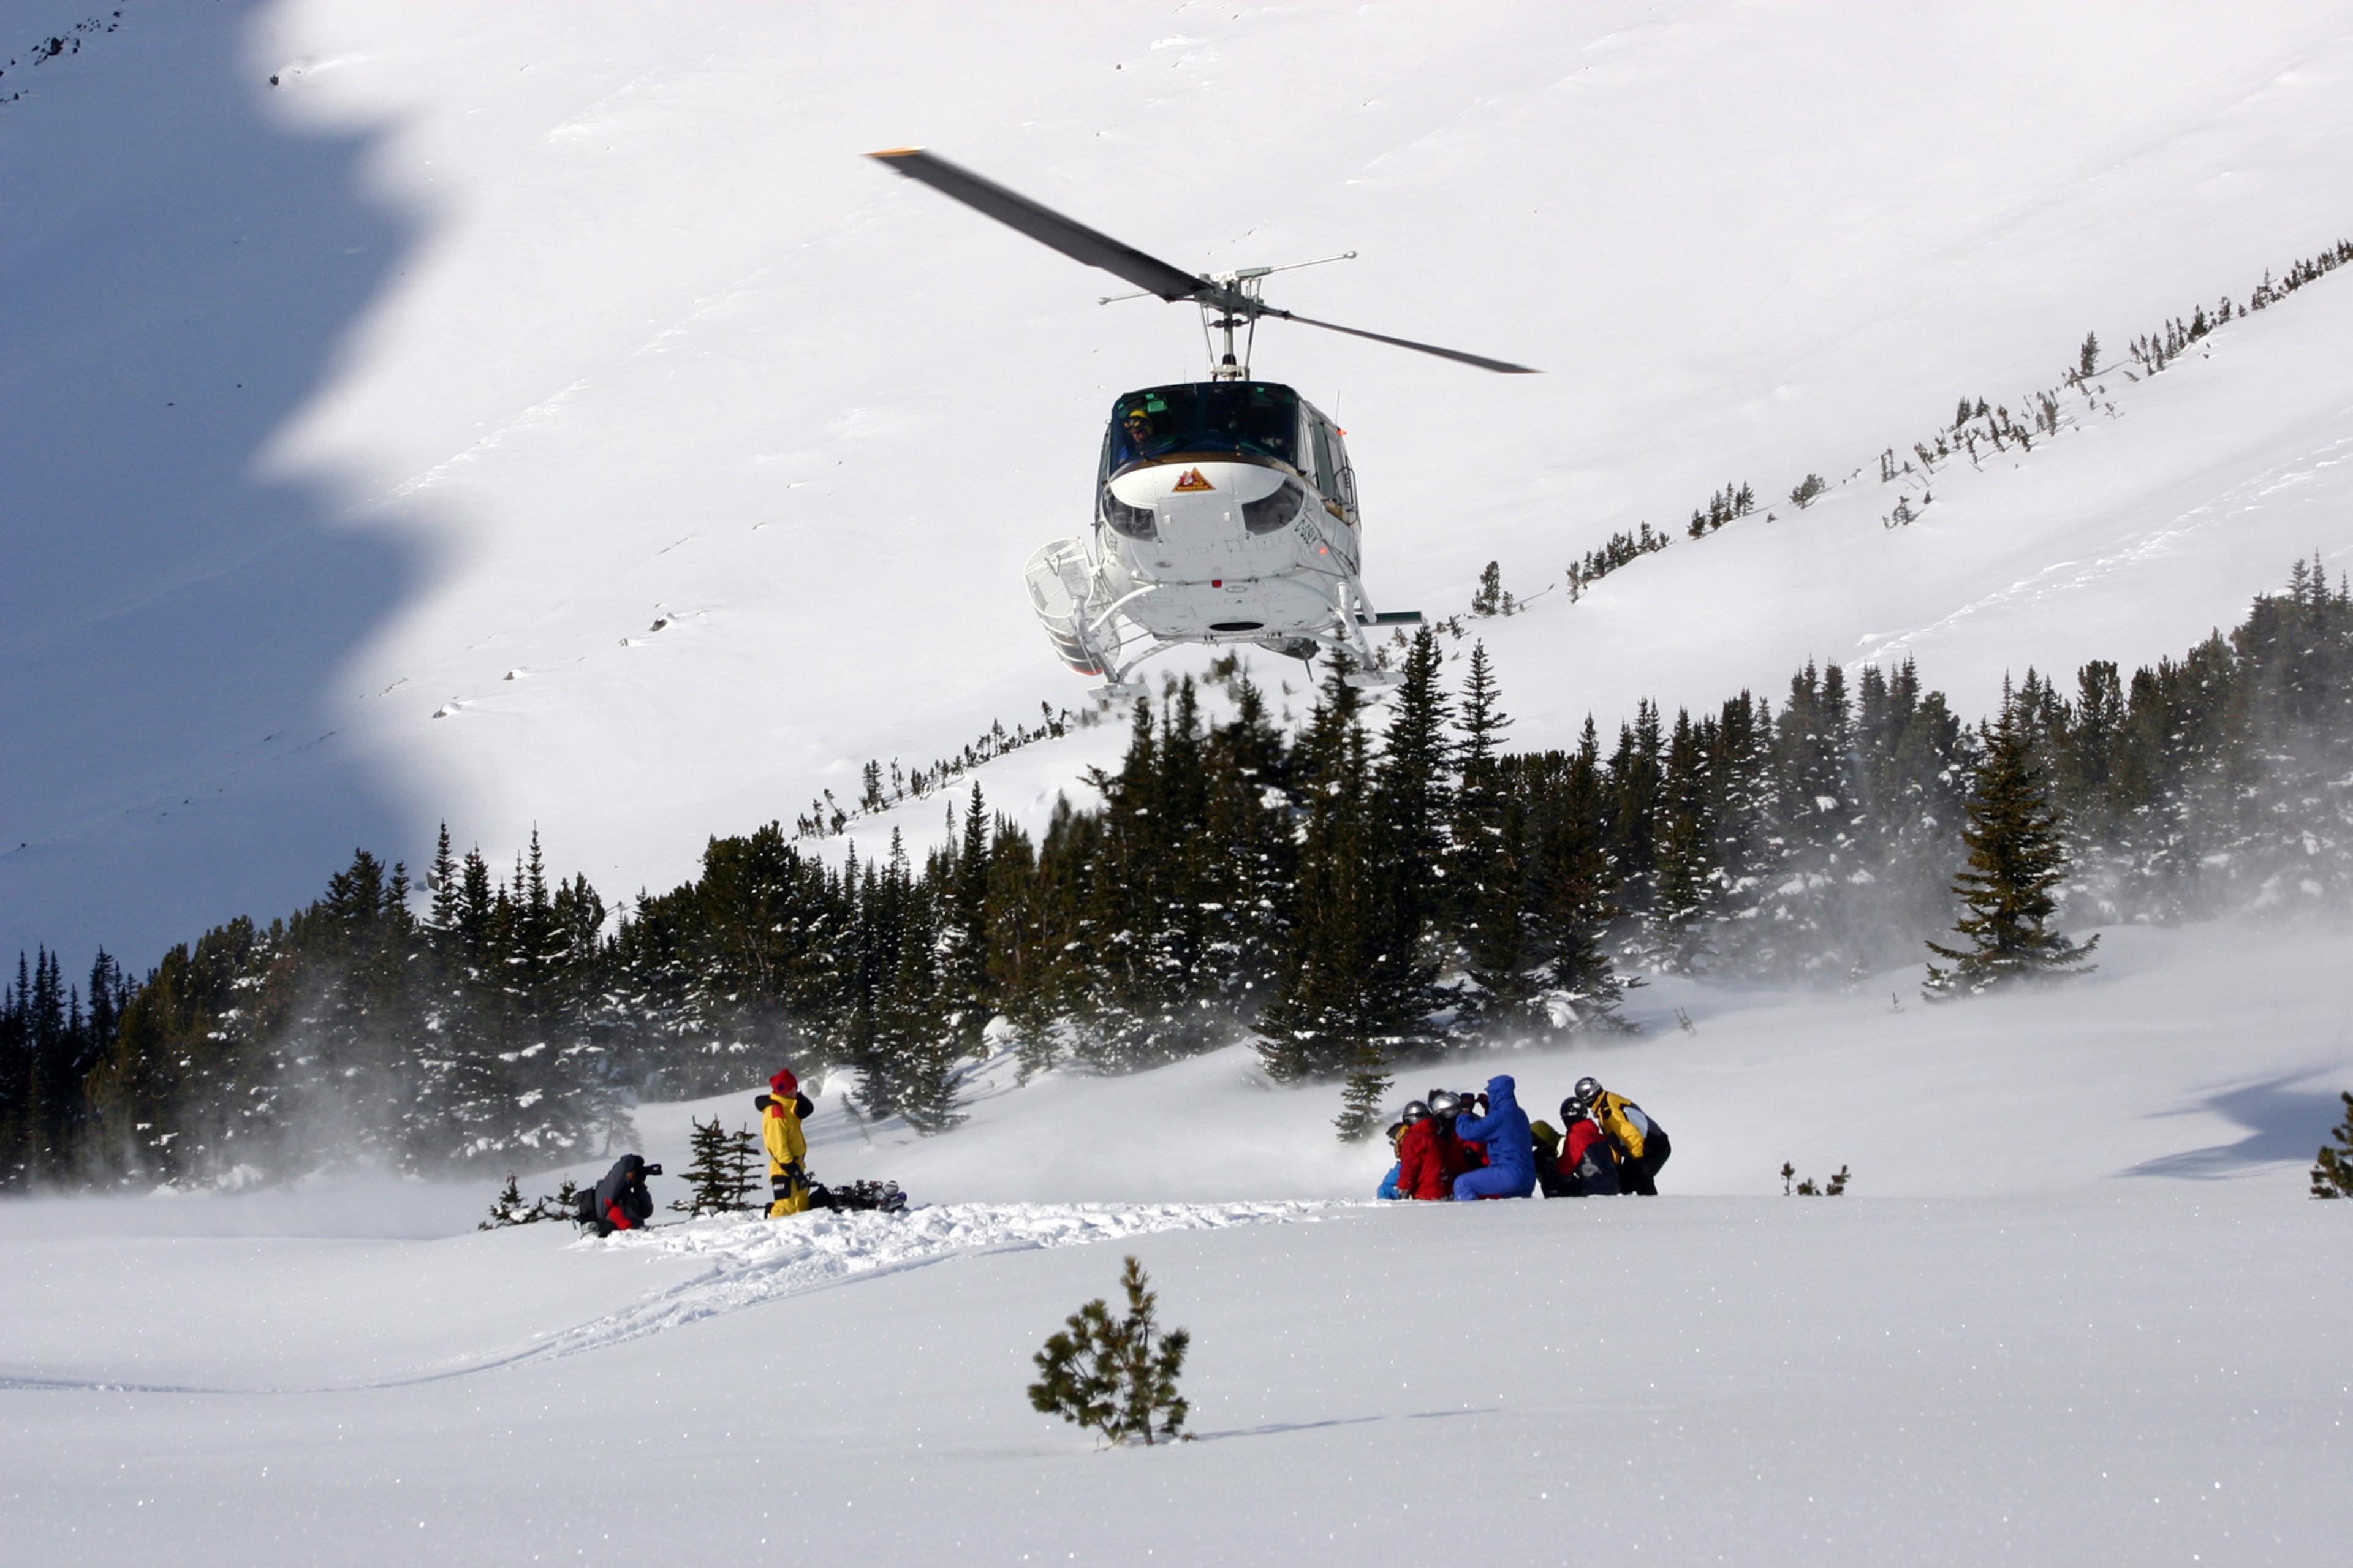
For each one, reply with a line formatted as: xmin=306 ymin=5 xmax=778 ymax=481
xmin=1172 ymin=468 xmax=1214 ymax=493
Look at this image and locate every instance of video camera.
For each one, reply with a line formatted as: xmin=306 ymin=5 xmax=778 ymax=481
xmin=640 ymin=1162 xmax=664 ymax=1178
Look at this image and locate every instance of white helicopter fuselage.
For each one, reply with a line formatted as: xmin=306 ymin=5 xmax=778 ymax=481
xmin=1024 ymin=379 xmax=1406 ymax=687
xmin=1099 ymin=456 xmax=1358 ymax=642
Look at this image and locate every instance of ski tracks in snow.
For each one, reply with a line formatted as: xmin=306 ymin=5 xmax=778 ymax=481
xmin=1856 ymin=419 xmax=2353 ymax=668
xmin=521 ymin=1201 xmax=1330 ymax=1369
xmin=0 ymin=1202 xmax=1337 ymax=1396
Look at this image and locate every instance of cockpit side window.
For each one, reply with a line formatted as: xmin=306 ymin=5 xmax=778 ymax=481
xmin=1308 ymin=420 xmax=1338 ymax=499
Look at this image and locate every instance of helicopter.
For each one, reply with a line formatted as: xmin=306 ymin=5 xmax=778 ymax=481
xmin=866 ymin=148 xmax=1534 ymax=692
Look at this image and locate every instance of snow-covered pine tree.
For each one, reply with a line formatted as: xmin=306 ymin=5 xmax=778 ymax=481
xmin=1259 ymin=661 xmax=1404 ymax=1102
xmin=1923 ymin=703 xmax=2098 ymax=997
xmin=1648 ymin=708 xmax=1718 ymax=972
xmin=1521 ymin=721 xmax=1628 ymax=1032
xmin=939 ymin=782 xmax=996 ymax=1060
xmin=1143 ymin=680 xmax=1220 ymax=1058
xmin=1195 ymin=672 xmax=1295 ymax=1031
xmin=1447 ymin=640 xmax=1514 ymax=941
xmin=1850 ymin=659 xmax=1969 ymax=970
xmin=1602 ymin=700 xmax=1665 ymax=936
xmin=1754 ymin=662 xmax=1868 ymax=977
xmin=1070 ymin=698 xmax=1173 ymax=1071
xmin=982 ymin=812 xmax=1066 ymax=1080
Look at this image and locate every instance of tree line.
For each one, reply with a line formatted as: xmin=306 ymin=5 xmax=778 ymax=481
xmin=6 ymin=559 xmax=2351 ymax=1186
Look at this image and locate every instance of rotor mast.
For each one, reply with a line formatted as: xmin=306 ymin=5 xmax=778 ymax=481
xmin=1194 ymin=253 xmax=1356 ymax=379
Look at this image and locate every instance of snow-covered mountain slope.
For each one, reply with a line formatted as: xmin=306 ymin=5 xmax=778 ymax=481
xmin=6 ymin=920 xmax=2349 ymax=1564
xmin=7 ymin=1 xmax=2353 ymax=964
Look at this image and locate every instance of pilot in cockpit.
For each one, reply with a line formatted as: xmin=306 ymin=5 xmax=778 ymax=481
xmin=1119 ymin=407 xmax=1156 ymax=461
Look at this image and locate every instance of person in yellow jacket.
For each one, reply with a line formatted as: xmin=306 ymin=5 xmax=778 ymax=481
xmin=1572 ymin=1075 xmax=1672 ymax=1195
xmin=763 ymin=1069 xmax=812 ymax=1217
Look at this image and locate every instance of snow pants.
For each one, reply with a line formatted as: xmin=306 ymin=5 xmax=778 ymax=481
xmin=768 ymin=1167 xmax=812 ymax=1218
xmin=1618 ymin=1129 xmax=1671 ymax=1195
xmin=1453 ymin=1164 xmax=1535 ymax=1201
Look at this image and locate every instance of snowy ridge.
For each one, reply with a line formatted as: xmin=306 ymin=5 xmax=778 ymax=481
xmin=11 ymin=3 xmax=2353 ymax=963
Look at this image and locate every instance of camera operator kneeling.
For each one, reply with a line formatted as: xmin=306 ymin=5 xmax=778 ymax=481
xmin=585 ymin=1153 xmax=662 ymax=1237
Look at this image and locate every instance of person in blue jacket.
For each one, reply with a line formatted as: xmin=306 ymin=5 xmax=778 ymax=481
xmin=1376 ymin=1111 xmax=1415 ymax=1200
xmin=1451 ymin=1075 xmax=1536 ymax=1200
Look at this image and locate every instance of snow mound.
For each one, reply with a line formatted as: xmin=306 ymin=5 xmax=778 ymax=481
xmin=525 ymin=1200 xmax=1333 ymax=1365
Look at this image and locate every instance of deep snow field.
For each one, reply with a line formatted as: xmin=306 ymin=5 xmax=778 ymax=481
xmin=6 ymin=922 xmax=2350 ymax=1566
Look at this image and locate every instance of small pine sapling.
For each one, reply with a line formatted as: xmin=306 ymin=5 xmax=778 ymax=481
xmin=525 ymin=1176 xmax=582 ymax=1224
xmin=723 ymin=1122 xmax=760 ymax=1208
xmin=1028 ymin=1255 xmax=1192 ymax=1445
xmin=673 ymin=1114 xmax=760 ymax=1215
xmin=1781 ymin=1162 xmax=1850 ymax=1196
xmin=1789 ymin=474 xmax=1827 ymax=509
xmin=2312 ymin=1092 xmax=2353 ymax=1199
xmin=2077 ymin=331 xmax=2099 ymax=381
xmin=1471 ymin=561 xmax=1504 ymax=617
xmin=479 ymin=1172 xmax=529 ymax=1230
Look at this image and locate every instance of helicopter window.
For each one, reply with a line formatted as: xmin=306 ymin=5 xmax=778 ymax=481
xmin=1308 ymin=420 xmax=1338 ymax=498
xmin=1108 ymin=382 xmax=1299 ymax=471
xmin=1241 ymin=478 xmax=1305 ymax=535
xmin=1101 ymin=485 xmax=1157 ymax=540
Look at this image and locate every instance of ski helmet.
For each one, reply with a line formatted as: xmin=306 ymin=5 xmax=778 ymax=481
xmin=1428 ymin=1089 xmax=1461 ymax=1119
xmin=1560 ymin=1096 xmax=1587 ymax=1124
xmin=1401 ymin=1100 xmax=1430 ymax=1124
xmin=1574 ymin=1075 xmax=1604 ymax=1105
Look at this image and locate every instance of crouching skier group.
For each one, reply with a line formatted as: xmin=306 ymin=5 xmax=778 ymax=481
xmin=1379 ymin=1074 xmax=1669 ymax=1202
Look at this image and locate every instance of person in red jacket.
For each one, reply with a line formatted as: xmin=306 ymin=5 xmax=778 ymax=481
xmin=1435 ymin=1089 xmax=1487 ymax=1168
xmin=1556 ymin=1095 xmax=1622 ymax=1197
xmin=1392 ymin=1098 xmax=1471 ymax=1200
xmin=586 ymin=1153 xmax=659 ymax=1236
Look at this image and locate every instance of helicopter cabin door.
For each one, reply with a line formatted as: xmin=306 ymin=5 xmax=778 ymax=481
xmin=1301 ymin=406 xmax=1358 ymax=528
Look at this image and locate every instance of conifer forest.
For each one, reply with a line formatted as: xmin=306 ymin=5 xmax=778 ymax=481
xmin=6 ymin=560 xmax=2351 ymax=1188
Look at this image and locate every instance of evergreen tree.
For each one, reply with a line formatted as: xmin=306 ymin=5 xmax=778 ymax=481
xmin=1259 ymin=662 xmax=1386 ymax=1086
xmin=479 ymin=1172 xmax=529 ymax=1229
xmin=673 ymin=1114 xmax=760 ymax=1214
xmin=2312 ymin=1091 xmax=2353 ymax=1199
xmin=1448 ymin=640 xmax=1515 ymax=944
xmin=1194 ymin=674 xmax=1295 ymax=1029
xmin=1923 ymin=707 xmax=2099 ymax=996
xmin=1649 ymin=708 xmax=1718 ymax=972
xmin=1027 ymin=1255 xmax=1191 ymax=1446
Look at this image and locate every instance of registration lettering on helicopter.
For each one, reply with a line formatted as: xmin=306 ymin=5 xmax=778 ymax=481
xmin=1171 ymin=468 xmax=1214 ymax=492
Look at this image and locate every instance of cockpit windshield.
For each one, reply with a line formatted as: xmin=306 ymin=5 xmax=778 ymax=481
xmin=1107 ymin=382 xmax=1299 ymax=473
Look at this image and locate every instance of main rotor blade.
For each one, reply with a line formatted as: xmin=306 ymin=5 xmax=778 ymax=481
xmin=1268 ymin=309 xmax=1539 ymax=374
xmin=867 ymin=148 xmax=1206 ymax=303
